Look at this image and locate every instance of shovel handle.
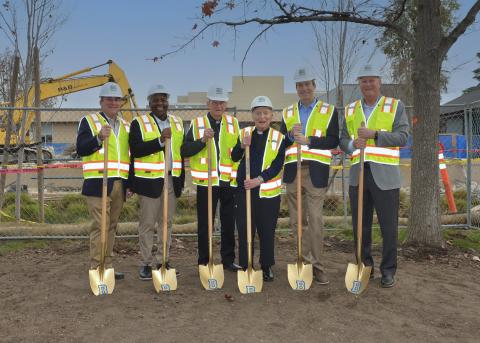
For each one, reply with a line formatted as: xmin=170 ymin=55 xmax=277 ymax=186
xmin=207 ymin=138 xmax=213 ymax=262
xmin=100 ymin=135 xmax=109 ymax=274
xmin=162 ymin=138 xmax=170 ymax=267
xmin=356 ymin=122 xmax=365 ymax=264
xmin=245 ymin=135 xmax=252 ymax=269
xmin=296 ymin=143 xmax=302 ymax=260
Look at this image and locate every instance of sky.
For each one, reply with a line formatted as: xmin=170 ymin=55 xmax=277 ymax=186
xmin=5 ymin=0 xmax=480 ymax=108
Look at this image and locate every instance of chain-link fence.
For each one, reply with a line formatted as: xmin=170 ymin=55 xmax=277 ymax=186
xmin=0 ymin=104 xmax=479 ymax=239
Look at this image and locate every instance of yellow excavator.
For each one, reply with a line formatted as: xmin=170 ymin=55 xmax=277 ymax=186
xmin=0 ymin=60 xmax=139 ymax=162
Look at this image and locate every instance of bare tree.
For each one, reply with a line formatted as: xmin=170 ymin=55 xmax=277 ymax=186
xmin=312 ymin=0 xmax=374 ymax=108
xmin=153 ymin=0 xmax=480 ymax=248
xmin=0 ymin=0 xmax=66 ymax=220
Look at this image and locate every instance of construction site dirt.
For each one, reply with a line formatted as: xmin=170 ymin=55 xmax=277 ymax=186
xmin=1 ymin=236 xmax=479 ymax=343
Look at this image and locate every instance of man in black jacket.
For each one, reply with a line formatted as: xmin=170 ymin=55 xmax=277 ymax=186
xmin=76 ymin=82 xmax=130 ymax=280
xmin=281 ymin=67 xmax=339 ymax=285
xmin=129 ymin=84 xmax=185 ymax=280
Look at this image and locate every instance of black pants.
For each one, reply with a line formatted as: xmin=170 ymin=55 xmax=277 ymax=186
xmin=197 ymin=185 xmax=236 ymax=265
xmin=234 ymin=188 xmax=280 ymax=269
xmin=349 ymin=167 xmax=399 ymax=277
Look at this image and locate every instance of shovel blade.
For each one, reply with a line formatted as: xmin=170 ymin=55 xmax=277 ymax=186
xmin=237 ymin=268 xmax=263 ymax=294
xmin=89 ymin=267 xmax=115 ymax=296
xmin=199 ymin=263 xmax=224 ymax=290
xmin=287 ymin=262 xmax=313 ymax=291
xmin=345 ymin=262 xmax=372 ymax=295
xmin=152 ymin=267 xmax=178 ymax=292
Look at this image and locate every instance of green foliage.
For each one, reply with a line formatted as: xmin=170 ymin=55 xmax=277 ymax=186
xmin=377 ymin=0 xmax=459 ymax=103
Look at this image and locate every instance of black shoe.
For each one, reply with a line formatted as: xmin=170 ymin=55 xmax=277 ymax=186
xmin=139 ymin=266 xmax=152 ymax=280
xmin=223 ymin=262 xmax=242 ymax=272
xmin=262 ymin=266 xmax=274 ymax=282
xmin=156 ymin=262 xmax=180 ymax=277
xmin=381 ymin=275 xmax=395 ymax=288
xmin=115 ymin=271 xmax=125 ymax=280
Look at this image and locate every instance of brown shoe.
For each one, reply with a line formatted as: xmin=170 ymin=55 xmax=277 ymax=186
xmin=314 ymin=269 xmax=330 ymax=285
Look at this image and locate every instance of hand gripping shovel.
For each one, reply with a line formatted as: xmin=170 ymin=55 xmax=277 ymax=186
xmin=237 ymin=140 xmax=263 ymax=294
xmin=345 ymin=123 xmax=372 ymax=294
xmin=288 ymin=143 xmax=313 ymax=290
xmin=89 ymin=139 xmax=115 ymax=296
xmin=153 ymin=138 xmax=177 ymax=292
xmin=199 ymin=138 xmax=224 ymax=290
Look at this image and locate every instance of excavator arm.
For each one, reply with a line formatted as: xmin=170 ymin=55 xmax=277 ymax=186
xmin=0 ymin=60 xmax=139 ymax=146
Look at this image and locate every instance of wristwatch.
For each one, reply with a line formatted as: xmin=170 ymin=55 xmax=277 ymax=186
xmin=257 ymin=176 xmax=264 ymax=184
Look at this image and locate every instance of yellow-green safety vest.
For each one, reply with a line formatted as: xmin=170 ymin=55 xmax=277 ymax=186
xmin=345 ymin=96 xmax=400 ymax=165
xmin=133 ymin=113 xmax=184 ymax=179
xmin=189 ymin=114 xmax=239 ymax=187
xmin=240 ymin=126 xmax=284 ymax=198
xmin=282 ymin=100 xmax=335 ymax=165
xmin=82 ymin=112 xmax=130 ymax=179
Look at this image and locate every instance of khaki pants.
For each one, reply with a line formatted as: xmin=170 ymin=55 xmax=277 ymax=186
xmin=86 ymin=180 xmax=124 ymax=269
xmin=286 ymin=165 xmax=327 ymax=272
xmin=138 ymin=175 xmax=176 ymax=266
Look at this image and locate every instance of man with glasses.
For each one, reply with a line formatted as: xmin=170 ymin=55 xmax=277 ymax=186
xmin=181 ymin=86 xmax=241 ymax=271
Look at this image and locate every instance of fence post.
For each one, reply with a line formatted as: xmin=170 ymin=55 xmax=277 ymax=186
xmin=34 ymin=47 xmax=45 ymax=223
xmin=466 ymin=106 xmax=472 ymax=228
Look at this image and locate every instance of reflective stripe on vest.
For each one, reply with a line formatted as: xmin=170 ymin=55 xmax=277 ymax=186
xmin=189 ymin=114 xmax=238 ymax=186
xmin=283 ymin=100 xmax=334 ymax=165
xmin=345 ymin=96 xmax=399 ymax=165
xmin=82 ymin=113 xmax=130 ymax=179
xmin=133 ymin=113 xmax=183 ymax=179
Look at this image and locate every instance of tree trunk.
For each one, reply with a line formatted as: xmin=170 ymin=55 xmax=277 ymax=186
xmin=406 ymin=0 xmax=443 ymax=247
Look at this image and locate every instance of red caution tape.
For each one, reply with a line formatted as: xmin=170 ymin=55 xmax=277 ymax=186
xmin=0 ymin=163 xmax=82 ymax=174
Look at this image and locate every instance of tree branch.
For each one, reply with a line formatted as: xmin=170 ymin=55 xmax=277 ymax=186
xmin=151 ymin=8 xmax=414 ymax=61
xmin=439 ymin=0 xmax=480 ymax=58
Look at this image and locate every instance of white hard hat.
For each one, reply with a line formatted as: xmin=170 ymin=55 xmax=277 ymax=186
xmin=207 ymin=86 xmax=229 ymax=102
xmin=293 ymin=67 xmax=315 ymax=83
xmin=99 ymin=82 xmax=123 ymax=98
xmin=147 ymin=84 xmax=170 ymax=98
xmin=250 ymin=95 xmax=273 ymax=110
xmin=357 ymin=65 xmax=382 ymax=79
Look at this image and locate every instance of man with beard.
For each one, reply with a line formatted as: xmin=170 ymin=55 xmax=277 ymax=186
xmin=129 ymin=84 xmax=185 ymax=280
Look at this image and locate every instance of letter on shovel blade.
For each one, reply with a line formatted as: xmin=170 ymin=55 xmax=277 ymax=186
xmin=237 ymin=269 xmax=263 ymax=294
xmin=89 ymin=267 xmax=115 ymax=296
xmin=287 ymin=262 xmax=313 ymax=291
xmin=345 ymin=262 xmax=372 ymax=295
xmin=152 ymin=267 xmax=177 ymax=292
xmin=199 ymin=263 xmax=224 ymax=290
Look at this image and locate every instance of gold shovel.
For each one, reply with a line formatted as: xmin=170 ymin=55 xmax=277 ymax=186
xmin=153 ymin=138 xmax=178 ymax=292
xmin=89 ymin=137 xmax=115 ymax=296
xmin=199 ymin=138 xmax=224 ymax=290
xmin=288 ymin=143 xmax=313 ymax=290
xmin=345 ymin=124 xmax=372 ymax=295
xmin=237 ymin=140 xmax=263 ymax=294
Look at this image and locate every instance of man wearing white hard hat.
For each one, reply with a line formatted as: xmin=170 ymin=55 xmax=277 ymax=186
xmin=76 ymin=82 xmax=130 ymax=280
xmin=339 ymin=65 xmax=409 ymax=288
xmin=129 ymin=84 xmax=185 ymax=280
xmin=280 ymin=67 xmax=339 ymax=285
xmin=231 ymin=96 xmax=285 ymax=281
xmin=181 ymin=86 xmax=241 ymax=271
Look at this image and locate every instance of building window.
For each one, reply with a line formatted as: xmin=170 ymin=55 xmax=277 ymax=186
xmin=41 ymin=122 xmax=53 ymax=143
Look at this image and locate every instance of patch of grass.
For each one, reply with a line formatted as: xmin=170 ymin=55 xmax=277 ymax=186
xmin=174 ymin=214 xmax=196 ymax=224
xmin=443 ymin=229 xmax=480 ymax=252
xmin=0 ymin=240 xmax=49 ymax=254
